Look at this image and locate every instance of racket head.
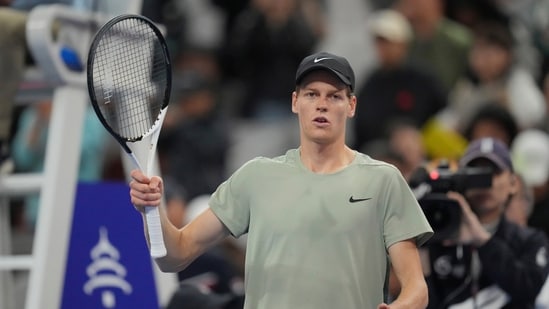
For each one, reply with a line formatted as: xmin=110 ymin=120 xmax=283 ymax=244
xmin=87 ymin=14 xmax=172 ymax=149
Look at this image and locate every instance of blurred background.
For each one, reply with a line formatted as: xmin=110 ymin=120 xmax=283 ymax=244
xmin=1 ymin=0 xmax=549 ymax=308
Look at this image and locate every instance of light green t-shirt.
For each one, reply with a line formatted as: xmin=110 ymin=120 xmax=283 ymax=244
xmin=210 ymin=148 xmax=433 ymax=309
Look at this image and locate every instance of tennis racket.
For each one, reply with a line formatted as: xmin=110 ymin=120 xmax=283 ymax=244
xmin=87 ymin=14 xmax=171 ymax=258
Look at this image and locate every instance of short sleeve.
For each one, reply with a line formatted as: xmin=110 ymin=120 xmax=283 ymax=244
xmin=208 ymin=161 xmax=253 ymax=238
xmin=382 ymin=168 xmax=433 ymax=248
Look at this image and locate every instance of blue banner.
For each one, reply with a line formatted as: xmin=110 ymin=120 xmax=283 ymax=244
xmin=61 ymin=182 xmax=159 ymax=309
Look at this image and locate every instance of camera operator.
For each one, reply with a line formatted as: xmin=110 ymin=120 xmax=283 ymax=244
xmin=423 ymin=137 xmax=549 ymax=309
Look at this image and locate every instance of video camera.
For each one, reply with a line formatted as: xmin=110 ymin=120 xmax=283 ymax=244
xmin=409 ymin=161 xmax=493 ymax=243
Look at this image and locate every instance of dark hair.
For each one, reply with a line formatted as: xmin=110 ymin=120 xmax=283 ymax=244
xmin=465 ymin=21 xmax=515 ymax=85
xmin=463 ymin=103 xmax=519 ymax=144
xmin=473 ymin=21 xmax=515 ymax=51
xmin=295 ymin=83 xmax=354 ymax=98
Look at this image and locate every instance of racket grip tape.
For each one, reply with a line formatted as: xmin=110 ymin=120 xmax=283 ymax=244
xmin=144 ymin=206 xmax=167 ymax=258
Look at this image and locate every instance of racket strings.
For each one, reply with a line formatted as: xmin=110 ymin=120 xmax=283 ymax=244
xmin=92 ymin=17 xmax=167 ymax=141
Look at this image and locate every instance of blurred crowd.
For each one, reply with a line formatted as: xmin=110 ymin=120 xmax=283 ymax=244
xmin=2 ymin=0 xmax=549 ymax=308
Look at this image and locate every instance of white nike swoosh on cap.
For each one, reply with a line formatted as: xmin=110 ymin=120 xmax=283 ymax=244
xmin=313 ymin=57 xmax=332 ymax=63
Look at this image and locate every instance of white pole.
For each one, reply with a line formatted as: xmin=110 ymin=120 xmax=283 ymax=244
xmin=25 ymin=86 xmax=87 ymax=309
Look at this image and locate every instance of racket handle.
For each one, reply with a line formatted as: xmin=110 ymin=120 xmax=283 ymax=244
xmin=144 ymin=206 xmax=167 ymax=258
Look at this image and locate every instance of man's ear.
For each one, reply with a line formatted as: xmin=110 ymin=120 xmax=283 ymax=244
xmin=509 ymin=173 xmax=519 ymax=195
xmin=291 ymin=91 xmax=298 ymax=114
xmin=348 ymin=95 xmax=357 ymax=118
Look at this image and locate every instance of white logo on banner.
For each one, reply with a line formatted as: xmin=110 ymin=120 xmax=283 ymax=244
xmin=83 ymin=226 xmax=133 ymax=308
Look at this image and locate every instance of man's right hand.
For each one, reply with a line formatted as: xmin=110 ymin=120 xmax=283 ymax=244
xmin=445 ymin=191 xmax=490 ymax=247
xmin=129 ymin=169 xmax=164 ymax=211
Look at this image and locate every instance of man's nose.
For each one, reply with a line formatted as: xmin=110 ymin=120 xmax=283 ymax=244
xmin=316 ymin=97 xmax=328 ymax=111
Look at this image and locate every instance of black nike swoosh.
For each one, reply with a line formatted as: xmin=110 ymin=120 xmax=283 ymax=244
xmin=349 ymin=196 xmax=372 ymax=203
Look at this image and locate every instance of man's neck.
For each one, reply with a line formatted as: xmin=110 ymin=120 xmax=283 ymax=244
xmin=299 ymin=142 xmax=355 ymax=174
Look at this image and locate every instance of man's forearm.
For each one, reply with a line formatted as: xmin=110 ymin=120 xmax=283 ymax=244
xmin=389 ymin=278 xmax=429 ymax=309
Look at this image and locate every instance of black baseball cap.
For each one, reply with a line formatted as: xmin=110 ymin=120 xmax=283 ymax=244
xmin=295 ymin=52 xmax=355 ymax=91
xmin=459 ymin=137 xmax=513 ymax=172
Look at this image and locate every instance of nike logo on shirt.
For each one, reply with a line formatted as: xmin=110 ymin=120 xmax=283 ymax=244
xmin=349 ymin=196 xmax=372 ymax=203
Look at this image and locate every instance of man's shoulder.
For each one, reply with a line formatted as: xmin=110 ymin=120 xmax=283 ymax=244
xmin=354 ymin=151 xmax=397 ymax=167
xmin=353 ymin=152 xmax=403 ymax=176
xmin=241 ymin=150 xmax=404 ymax=176
xmin=438 ymin=18 xmax=472 ymax=47
xmin=497 ymin=217 xmax=549 ymax=248
xmin=237 ymin=149 xmax=299 ymax=171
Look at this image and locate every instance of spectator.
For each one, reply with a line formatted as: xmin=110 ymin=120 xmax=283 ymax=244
xmin=511 ymin=129 xmax=549 ymax=238
xmin=158 ymin=70 xmax=229 ymax=201
xmin=487 ymin=0 xmax=549 ymax=81
xmin=354 ymin=9 xmax=446 ymax=149
xmin=360 ymin=138 xmax=407 ymax=176
xmin=437 ymin=21 xmax=546 ymax=133
xmin=444 ymin=0 xmax=508 ymax=30
xmin=220 ymin=0 xmax=326 ymax=173
xmin=11 ymin=100 xmax=107 ymax=228
xmin=360 ymin=120 xmax=427 ymax=181
xmin=423 ymin=137 xmax=549 ymax=308
xmin=221 ymin=0 xmax=325 ymax=119
xmin=141 ymin=0 xmax=186 ymax=56
xmin=505 ymin=173 xmax=534 ymax=227
xmin=462 ymin=103 xmax=519 ymax=147
xmin=395 ymin=0 xmax=472 ymax=94
xmin=209 ymin=0 xmax=249 ymax=39
xmin=0 ymin=7 xmax=27 ymax=174
xmin=387 ymin=121 xmax=427 ymax=180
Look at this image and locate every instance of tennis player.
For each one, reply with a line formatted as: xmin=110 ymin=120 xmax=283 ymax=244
xmin=130 ymin=51 xmax=433 ymax=309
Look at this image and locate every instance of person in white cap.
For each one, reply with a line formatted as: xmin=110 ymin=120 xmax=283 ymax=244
xmin=511 ymin=129 xmax=549 ymax=237
xmin=354 ymin=9 xmax=447 ymax=151
xmin=129 ymin=51 xmax=433 ymax=309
